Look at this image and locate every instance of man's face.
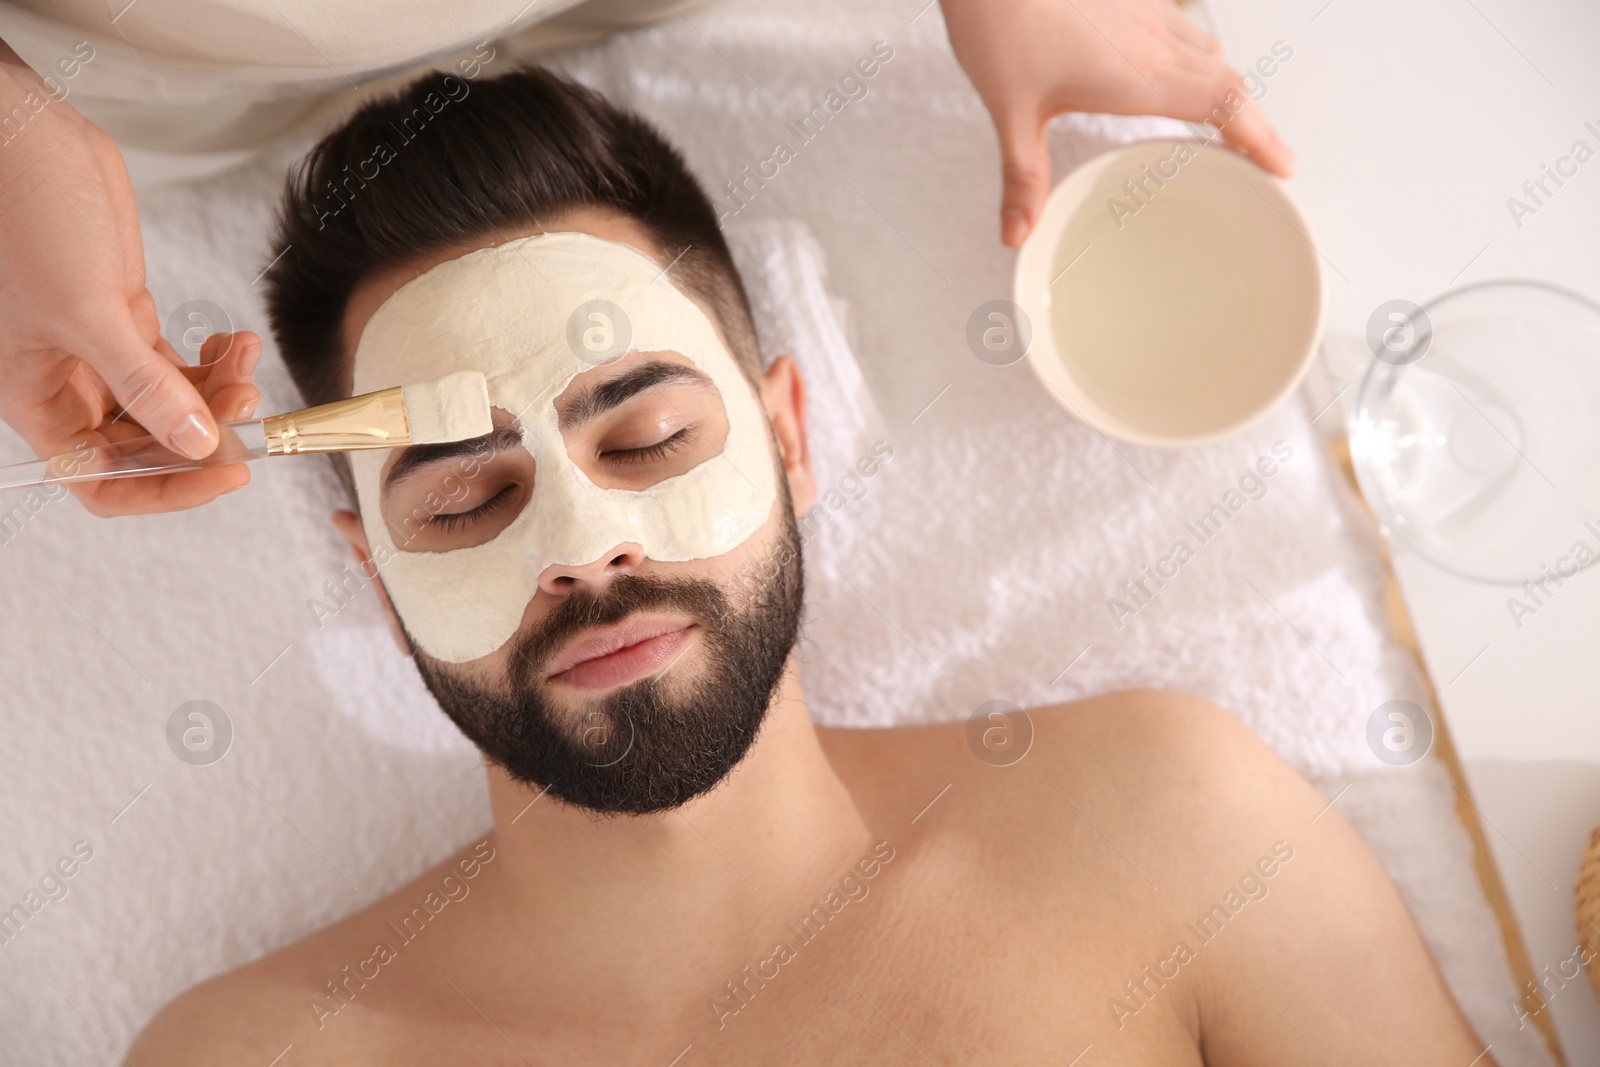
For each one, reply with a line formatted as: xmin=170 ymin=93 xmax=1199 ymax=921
xmin=339 ymin=210 xmax=813 ymax=815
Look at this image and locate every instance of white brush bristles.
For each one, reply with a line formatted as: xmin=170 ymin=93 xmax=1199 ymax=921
xmin=401 ymin=371 xmax=493 ymax=445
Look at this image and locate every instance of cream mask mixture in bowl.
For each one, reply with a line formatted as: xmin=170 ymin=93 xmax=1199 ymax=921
xmin=1013 ymin=140 xmax=1324 ymax=448
xmin=348 ymin=231 xmax=778 ymax=664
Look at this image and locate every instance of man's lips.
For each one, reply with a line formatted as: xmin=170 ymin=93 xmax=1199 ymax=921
xmin=544 ymin=613 xmax=696 ymax=691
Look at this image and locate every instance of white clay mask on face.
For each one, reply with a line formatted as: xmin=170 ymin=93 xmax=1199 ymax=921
xmin=348 ymin=231 xmax=777 ymax=664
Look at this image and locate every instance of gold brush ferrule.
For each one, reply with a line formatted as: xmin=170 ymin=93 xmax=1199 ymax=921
xmin=261 ymin=386 xmax=412 ymax=455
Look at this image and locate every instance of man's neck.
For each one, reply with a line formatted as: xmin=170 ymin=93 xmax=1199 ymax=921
xmin=472 ymin=660 xmax=875 ymax=1025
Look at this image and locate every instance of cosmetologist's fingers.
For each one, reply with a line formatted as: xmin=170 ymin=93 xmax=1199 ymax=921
xmin=77 ymin=463 xmax=251 ymax=517
xmin=996 ymin=105 xmax=1054 ymax=249
xmin=1212 ymin=95 xmax=1296 ymax=178
xmin=73 ymin=301 xmax=219 ymax=462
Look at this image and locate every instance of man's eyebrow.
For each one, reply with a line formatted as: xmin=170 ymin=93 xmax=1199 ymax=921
xmin=559 ymin=360 xmax=715 ymax=432
xmin=384 ymin=422 xmax=525 ymax=493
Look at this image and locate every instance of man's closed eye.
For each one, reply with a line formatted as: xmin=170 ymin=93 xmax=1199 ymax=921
xmin=428 ymin=483 xmax=523 ymax=532
xmin=599 ymin=425 xmax=698 ymax=465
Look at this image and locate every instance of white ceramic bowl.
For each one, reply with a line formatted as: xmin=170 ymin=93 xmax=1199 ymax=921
xmin=1013 ymin=140 xmax=1325 ymax=448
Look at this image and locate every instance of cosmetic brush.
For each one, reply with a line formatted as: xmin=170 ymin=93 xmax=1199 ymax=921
xmin=0 ymin=370 xmax=492 ymax=491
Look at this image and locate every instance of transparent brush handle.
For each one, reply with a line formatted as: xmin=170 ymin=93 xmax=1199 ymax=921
xmin=0 ymin=421 xmax=269 ymax=491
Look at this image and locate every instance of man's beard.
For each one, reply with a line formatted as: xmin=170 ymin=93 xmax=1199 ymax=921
xmin=407 ymin=507 xmax=804 ymax=816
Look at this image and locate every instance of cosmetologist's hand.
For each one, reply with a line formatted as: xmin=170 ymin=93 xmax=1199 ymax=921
xmin=939 ymin=0 xmax=1297 ymax=248
xmin=0 ymin=41 xmax=257 ymax=514
xmin=66 ymin=331 xmax=264 ymax=516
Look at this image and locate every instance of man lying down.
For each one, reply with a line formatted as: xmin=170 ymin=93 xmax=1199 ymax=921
xmin=133 ymin=67 xmax=1492 ymax=1065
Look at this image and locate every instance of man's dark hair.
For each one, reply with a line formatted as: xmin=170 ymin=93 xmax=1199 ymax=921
xmin=263 ymin=65 xmax=761 ymax=410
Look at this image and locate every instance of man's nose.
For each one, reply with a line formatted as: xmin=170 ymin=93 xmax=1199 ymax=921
xmin=536 ymin=542 xmax=646 ymax=598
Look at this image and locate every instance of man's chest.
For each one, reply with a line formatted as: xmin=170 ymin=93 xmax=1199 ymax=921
xmin=680 ymin=911 xmax=1206 ymax=1066
xmin=331 ymin=907 xmax=1205 ymax=1067
xmin=361 ymin=972 xmax=1201 ymax=1067
xmin=326 ymin=839 xmax=1211 ymax=1065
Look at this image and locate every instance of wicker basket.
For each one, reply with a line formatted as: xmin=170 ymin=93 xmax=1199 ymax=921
xmin=1577 ymin=821 xmax=1600 ymax=995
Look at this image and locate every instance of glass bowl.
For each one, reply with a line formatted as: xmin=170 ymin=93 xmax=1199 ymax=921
xmin=1351 ymin=280 xmax=1600 ymax=584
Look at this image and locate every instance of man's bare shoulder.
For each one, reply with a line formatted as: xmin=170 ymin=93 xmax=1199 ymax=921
xmin=819 ymin=686 xmax=1342 ymax=932
xmin=819 ymin=687 xmax=1316 ymax=839
xmin=129 ymin=955 xmax=318 ymax=1066
xmin=821 ymin=691 xmax=1489 ymax=1061
xmin=130 ymin=836 xmax=498 ymax=1067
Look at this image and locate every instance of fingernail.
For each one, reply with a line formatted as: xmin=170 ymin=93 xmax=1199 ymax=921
xmin=171 ymin=410 xmax=219 ymax=460
xmin=1002 ymin=208 xmax=1028 ymax=246
xmin=240 ymin=340 xmax=261 ymax=379
xmin=239 ymin=396 xmax=259 ymax=419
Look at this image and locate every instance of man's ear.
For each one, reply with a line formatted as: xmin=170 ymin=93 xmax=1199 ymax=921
xmin=760 ymin=355 xmax=816 ymax=515
xmin=330 ymin=509 xmax=411 ymax=656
